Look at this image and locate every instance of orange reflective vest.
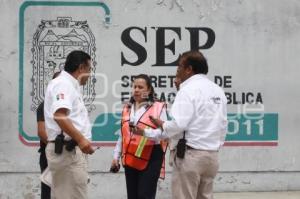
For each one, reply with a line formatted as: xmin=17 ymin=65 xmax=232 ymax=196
xmin=121 ymin=101 xmax=168 ymax=179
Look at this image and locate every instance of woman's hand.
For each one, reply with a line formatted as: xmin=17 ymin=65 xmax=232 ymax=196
xmin=110 ymin=159 xmax=120 ymax=173
xmin=131 ymin=126 xmax=145 ymax=136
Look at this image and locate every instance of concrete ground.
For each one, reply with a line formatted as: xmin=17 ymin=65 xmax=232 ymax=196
xmin=215 ymin=191 xmax=300 ymax=199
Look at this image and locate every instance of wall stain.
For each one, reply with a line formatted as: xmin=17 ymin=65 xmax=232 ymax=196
xmin=170 ymin=0 xmax=184 ymax=11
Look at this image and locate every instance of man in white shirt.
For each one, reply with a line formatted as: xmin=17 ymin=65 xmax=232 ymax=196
xmin=145 ymin=50 xmax=227 ymax=199
xmin=44 ymin=50 xmax=94 ymax=199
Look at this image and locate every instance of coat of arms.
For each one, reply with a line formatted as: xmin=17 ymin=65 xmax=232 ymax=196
xmin=31 ymin=17 xmax=97 ymax=112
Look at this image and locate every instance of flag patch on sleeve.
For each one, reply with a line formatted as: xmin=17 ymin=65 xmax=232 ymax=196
xmin=56 ymin=93 xmax=64 ymax=100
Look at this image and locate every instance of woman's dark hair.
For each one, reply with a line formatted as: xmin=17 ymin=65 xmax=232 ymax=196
xmin=129 ymin=74 xmax=155 ymax=105
xmin=64 ymin=50 xmax=91 ymax=73
xmin=180 ymin=50 xmax=208 ymax=74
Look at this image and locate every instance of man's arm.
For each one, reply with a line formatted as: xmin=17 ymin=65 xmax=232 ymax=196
xmin=220 ymin=99 xmax=228 ymax=146
xmin=54 ymin=108 xmax=94 ymax=154
xmin=143 ymin=107 xmax=169 ymax=140
xmin=151 ymin=90 xmax=194 ymax=138
xmin=36 ymin=102 xmax=47 ymax=144
xmin=37 ymin=121 xmax=48 ymax=144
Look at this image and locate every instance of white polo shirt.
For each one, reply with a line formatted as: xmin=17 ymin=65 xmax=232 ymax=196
xmin=44 ymin=71 xmax=92 ymax=141
xmin=163 ymin=74 xmax=228 ymax=151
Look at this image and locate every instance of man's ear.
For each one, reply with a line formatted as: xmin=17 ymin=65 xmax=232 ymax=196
xmin=78 ymin=63 xmax=85 ymax=72
xmin=186 ymin=65 xmax=193 ymax=75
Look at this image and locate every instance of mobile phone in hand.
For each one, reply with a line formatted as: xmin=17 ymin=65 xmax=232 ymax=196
xmin=110 ymin=164 xmax=120 ymax=173
xmin=129 ymin=122 xmax=135 ymax=128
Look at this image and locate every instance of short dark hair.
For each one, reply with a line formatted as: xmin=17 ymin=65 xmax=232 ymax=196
xmin=64 ymin=50 xmax=91 ymax=73
xmin=179 ymin=50 xmax=208 ymax=74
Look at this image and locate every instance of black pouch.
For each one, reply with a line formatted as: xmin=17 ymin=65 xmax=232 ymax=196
xmin=55 ymin=133 xmax=65 ymax=154
xmin=65 ymin=139 xmax=78 ymax=151
xmin=176 ymin=137 xmax=186 ymax=159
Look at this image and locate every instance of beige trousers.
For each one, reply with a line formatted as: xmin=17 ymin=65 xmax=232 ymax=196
xmin=46 ymin=143 xmax=88 ymax=199
xmin=171 ymin=149 xmax=219 ymax=199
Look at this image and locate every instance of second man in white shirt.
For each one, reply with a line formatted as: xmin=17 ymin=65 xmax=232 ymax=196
xmin=134 ymin=50 xmax=228 ymax=199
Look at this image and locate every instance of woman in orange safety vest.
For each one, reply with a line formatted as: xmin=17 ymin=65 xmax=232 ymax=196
xmin=110 ymin=74 xmax=168 ymax=199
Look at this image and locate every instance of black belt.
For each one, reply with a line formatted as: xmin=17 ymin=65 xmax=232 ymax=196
xmin=186 ymin=145 xmax=218 ymax=152
xmin=49 ymin=139 xmax=78 ymax=152
xmin=48 ymin=140 xmax=73 ymax=145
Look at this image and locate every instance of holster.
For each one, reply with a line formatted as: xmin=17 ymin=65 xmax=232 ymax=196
xmin=54 ymin=133 xmax=65 ymax=154
xmin=176 ymin=138 xmax=186 ymax=159
xmin=54 ymin=133 xmax=77 ymax=154
xmin=65 ymin=139 xmax=78 ymax=151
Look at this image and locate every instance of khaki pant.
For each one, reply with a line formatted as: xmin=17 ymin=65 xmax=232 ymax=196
xmin=169 ymin=149 xmax=176 ymax=167
xmin=171 ymin=149 xmax=219 ymax=199
xmin=46 ymin=143 xmax=88 ymax=199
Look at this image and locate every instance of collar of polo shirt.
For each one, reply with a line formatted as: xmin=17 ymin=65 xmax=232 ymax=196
xmin=180 ymin=74 xmax=207 ymax=90
xmin=60 ymin=70 xmax=80 ymax=90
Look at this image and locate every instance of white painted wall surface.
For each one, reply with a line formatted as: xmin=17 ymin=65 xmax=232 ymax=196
xmin=0 ymin=0 xmax=300 ymax=198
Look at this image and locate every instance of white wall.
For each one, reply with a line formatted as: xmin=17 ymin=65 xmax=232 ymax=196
xmin=0 ymin=0 xmax=300 ymax=198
